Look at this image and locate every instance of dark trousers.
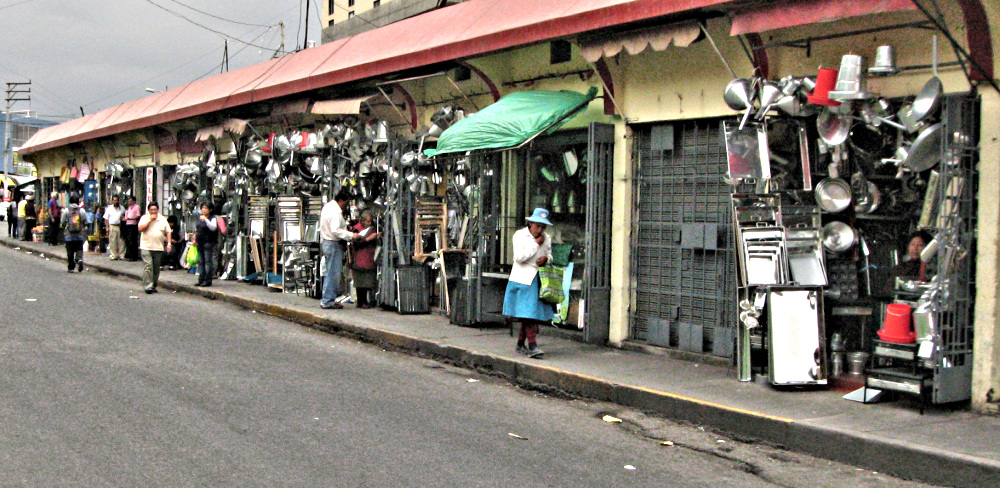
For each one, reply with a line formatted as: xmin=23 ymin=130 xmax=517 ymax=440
xmin=198 ymin=242 xmax=216 ymax=285
xmin=356 ymin=287 xmax=373 ymax=307
xmin=124 ymin=224 xmax=139 ymax=260
xmin=65 ymin=240 xmax=84 ymax=270
xmin=21 ymin=218 xmax=35 ymax=241
xmin=7 ymin=217 xmax=16 ymax=238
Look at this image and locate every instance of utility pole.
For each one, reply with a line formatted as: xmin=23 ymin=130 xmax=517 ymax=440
xmin=274 ymin=21 xmax=285 ymax=58
xmin=4 ymin=81 xmax=31 ymax=176
xmin=303 ymin=0 xmax=311 ymax=50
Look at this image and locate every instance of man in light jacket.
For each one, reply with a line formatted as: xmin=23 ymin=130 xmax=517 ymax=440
xmin=318 ymin=189 xmax=360 ymax=309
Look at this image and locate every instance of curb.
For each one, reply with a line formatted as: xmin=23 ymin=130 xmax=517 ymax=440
xmin=4 ymin=238 xmax=999 ymax=487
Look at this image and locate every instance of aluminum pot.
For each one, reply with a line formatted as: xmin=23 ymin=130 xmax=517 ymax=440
xmin=822 ymin=221 xmax=857 ymax=253
xmin=814 ymin=177 xmax=852 ymax=213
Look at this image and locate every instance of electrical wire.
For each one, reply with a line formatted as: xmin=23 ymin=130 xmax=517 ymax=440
xmin=0 ymin=0 xmax=33 ymax=11
xmin=140 ymin=0 xmax=280 ymax=51
xmin=159 ymin=0 xmax=273 ymax=28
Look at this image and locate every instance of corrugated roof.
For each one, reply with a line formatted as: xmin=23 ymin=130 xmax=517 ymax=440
xmin=21 ymin=0 xmax=736 ymax=155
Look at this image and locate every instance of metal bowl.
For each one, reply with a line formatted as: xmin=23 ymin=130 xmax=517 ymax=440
xmin=814 ymin=178 xmax=852 ymax=213
xmin=822 ymin=221 xmax=856 ymax=253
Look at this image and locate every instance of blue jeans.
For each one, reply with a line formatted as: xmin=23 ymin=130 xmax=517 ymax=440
xmin=321 ymin=239 xmax=345 ymax=307
xmin=198 ymin=242 xmax=216 ymax=285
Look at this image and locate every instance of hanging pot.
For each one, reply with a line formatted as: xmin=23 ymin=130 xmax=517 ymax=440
xmin=814 ymin=177 xmax=852 ymax=213
xmin=822 ymin=221 xmax=857 ymax=253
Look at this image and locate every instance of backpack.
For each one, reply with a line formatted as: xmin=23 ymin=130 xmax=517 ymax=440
xmin=67 ymin=207 xmax=84 ymax=234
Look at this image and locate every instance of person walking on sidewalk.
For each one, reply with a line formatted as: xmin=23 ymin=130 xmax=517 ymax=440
xmin=21 ymin=195 xmax=36 ymax=242
xmin=103 ymin=195 xmax=125 ymax=260
xmin=319 ymin=189 xmax=359 ymax=310
xmin=503 ymin=208 xmax=555 ymax=359
xmin=60 ymin=195 xmax=90 ymax=273
xmin=45 ymin=192 xmax=61 ymax=246
xmin=137 ymin=202 xmax=171 ymax=294
xmin=123 ymin=196 xmax=142 ymax=261
xmin=349 ymin=211 xmax=381 ymax=309
xmin=7 ymin=195 xmax=18 ymax=238
xmin=194 ymin=203 xmax=219 ymax=287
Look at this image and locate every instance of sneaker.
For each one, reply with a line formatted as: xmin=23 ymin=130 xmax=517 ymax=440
xmin=515 ymin=345 xmax=530 ymax=355
xmin=77 ymin=261 xmax=83 ymax=272
xmin=321 ymin=303 xmax=343 ymax=310
xmin=527 ymin=347 xmax=545 ymax=358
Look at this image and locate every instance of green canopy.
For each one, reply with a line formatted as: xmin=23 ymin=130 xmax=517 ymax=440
xmin=424 ymin=87 xmax=598 ymax=157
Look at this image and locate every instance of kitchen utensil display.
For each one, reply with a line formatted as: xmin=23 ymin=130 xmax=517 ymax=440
xmin=853 ymin=179 xmax=881 ymax=214
xmin=821 ymin=221 xmax=857 ymax=253
xmin=786 ymin=228 xmax=827 ymax=286
xmin=814 ymin=177 xmax=852 ymax=212
xmin=724 ymin=78 xmax=753 ymax=111
xmin=816 ymin=107 xmax=850 ymax=145
xmin=911 ymin=36 xmax=943 ymax=124
xmin=902 ymin=122 xmax=943 ymax=172
xmin=829 ymin=54 xmax=869 ymax=100
xmin=739 ymin=227 xmax=789 ymax=286
xmin=755 ymin=81 xmax=782 ymax=120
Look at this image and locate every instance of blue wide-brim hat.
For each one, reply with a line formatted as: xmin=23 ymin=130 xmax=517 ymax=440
xmin=525 ymin=207 xmax=552 ymax=226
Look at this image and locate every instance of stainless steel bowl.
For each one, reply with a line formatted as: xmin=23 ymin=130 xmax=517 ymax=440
xmin=822 ymin=221 xmax=856 ymax=253
xmin=814 ymin=178 xmax=852 ymax=213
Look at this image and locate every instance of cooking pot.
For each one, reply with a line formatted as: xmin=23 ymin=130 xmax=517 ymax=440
xmin=814 ymin=178 xmax=852 ymax=213
xmin=822 ymin=221 xmax=857 ymax=253
xmin=853 ymin=180 xmax=881 ymax=214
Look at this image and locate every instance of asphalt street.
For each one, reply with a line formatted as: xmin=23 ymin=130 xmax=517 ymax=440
xmin=0 ymin=245 xmax=941 ymax=487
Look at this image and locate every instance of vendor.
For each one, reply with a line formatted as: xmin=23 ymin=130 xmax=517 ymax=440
xmin=891 ymin=230 xmax=933 ymax=285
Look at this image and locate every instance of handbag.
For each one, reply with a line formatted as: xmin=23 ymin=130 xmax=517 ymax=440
xmin=538 ymin=265 xmax=565 ymax=304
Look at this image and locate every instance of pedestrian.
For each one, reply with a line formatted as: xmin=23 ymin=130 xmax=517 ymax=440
xmin=60 ymin=195 xmax=90 ymax=273
xmin=319 ymin=189 xmax=359 ymax=310
xmin=349 ymin=211 xmax=381 ymax=309
xmin=21 ymin=194 xmax=36 ymax=242
xmin=16 ymin=195 xmax=27 ymax=239
xmin=164 ymin=215 xmax=183 ymax=270
xmin=123 ymin=196 xmax=142 ymax=261
xmin=7 ymin=195 xmax=18 ymax=238
xmin=45 ymin=192 xmax=61 ymax=246
xmin=103 ymin=195 xmax=125 ymax=260
xmin=502 ymin=208 xmax=554 ymax=359
xmin=194 ymin=203 xmax=219 ymax=287
xmin=137 ymin=202 xmax=172 ymax=294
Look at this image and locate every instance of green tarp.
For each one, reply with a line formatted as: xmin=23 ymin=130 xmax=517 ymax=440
xmin=424 ymin=87 xmax=598 ymax=157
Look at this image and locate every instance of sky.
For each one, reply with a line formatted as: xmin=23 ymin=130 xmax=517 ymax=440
xmin=0 ymin=0 xmax=322 ymax=122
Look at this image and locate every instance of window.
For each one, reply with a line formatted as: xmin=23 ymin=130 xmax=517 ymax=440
xmin=348 ymin=11 xmax=355 ymax=18
xmin=550 ymin=40 xmax=571 ymax=64
xmin=328 ymin=1 xmax=334 ymax=15
xmin=454 ymin=65 xmax=471 ymax=82
xmin=373 ymin=0 xmax=380 ymax=6
xmin=348 ymin=0 xmax=355 ymax=6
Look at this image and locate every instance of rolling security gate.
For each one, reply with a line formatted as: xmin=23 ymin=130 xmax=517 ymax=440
xmin=630 ymin=119 xmax=738 ymax=357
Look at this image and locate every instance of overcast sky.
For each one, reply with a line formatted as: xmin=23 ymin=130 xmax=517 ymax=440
xmin=0 ymin=0 xmax=321 ymax=122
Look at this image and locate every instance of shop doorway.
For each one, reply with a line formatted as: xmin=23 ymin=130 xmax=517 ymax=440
xmin=629 ymin=119 xmax=739 ymax=357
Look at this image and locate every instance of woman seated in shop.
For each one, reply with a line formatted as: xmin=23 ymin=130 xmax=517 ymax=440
xmin=890 ymin=230 xmax=934 ymax=286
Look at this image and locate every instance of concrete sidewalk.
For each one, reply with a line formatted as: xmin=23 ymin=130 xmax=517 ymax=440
xmin=4 ymin=235 xmax=999 ymax=487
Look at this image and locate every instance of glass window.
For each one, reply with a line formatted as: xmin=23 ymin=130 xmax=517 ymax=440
xmin=348 ymin=11 xmax=354 ymax=18
xmin=328 ymin=1 xmax=334 ymax=15
xmin=348 ymin=0 xmax=355 ymax=6
xmin=373 ymin=0 xmax=380 ymax=6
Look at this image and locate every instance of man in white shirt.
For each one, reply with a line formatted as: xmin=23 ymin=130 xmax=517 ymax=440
xmin=318 ymin=189 xmax=359 ymax=309
xmin=103 ymin=195 xmax=125 ymax=260
xmin=137 ymin=202 xmax=172 ymax=294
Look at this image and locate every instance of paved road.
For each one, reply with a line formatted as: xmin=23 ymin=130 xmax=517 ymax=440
xmin=0 ymin=245 xmax=939 ymax=487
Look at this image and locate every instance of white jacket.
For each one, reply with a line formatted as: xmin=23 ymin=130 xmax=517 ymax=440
xmin=508 ymin=227 xmax=552 ymax=285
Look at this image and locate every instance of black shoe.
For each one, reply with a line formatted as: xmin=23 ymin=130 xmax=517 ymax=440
xmin=195 ymin=282 xmax=206 ymax=287
xmin=77 ymin=261 xmax=83 ymax=272
xmin=67 ymin=269 xmax=74 ymax=273
xmin=144 ymin=288 xmax=154 ymax=294
xmin=150 ymin=288 xmax=159 ymax=293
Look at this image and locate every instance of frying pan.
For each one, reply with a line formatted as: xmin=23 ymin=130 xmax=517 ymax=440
xmin=816 ymin=108 xmax=850 ymax=146
xmin=902 ymin=122 xmax=943 ymax=172
xmin=911 ymin=35 xmax=943 ymax=124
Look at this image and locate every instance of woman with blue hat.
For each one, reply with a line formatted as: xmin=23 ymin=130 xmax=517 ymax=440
xmin=503 ymin=207 xmax=554 ymax=358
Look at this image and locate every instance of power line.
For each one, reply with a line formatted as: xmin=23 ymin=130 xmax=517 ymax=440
xmin=160 ymin=0 xmax=273 ymax=28
xmin=0 ymin=0 xmax=33 ymax=11
xmin=140 ymin=0 xmax=281 ymax=51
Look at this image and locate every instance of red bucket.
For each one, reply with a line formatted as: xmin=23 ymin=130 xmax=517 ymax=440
xmin=878 ymin=303 xmax=915 ymax=343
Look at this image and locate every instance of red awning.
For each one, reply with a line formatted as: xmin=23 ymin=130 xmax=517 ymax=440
xmin=21 ymin=0 xmax=740 ymax=156
xmin=730 ymin=0 xmax=917 ymax=36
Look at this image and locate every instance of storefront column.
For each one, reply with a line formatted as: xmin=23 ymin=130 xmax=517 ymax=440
xmin=608 ymin=122 xmax=632 ymax=346
xmin=972 ymin=88 xmax=1000 ymax=414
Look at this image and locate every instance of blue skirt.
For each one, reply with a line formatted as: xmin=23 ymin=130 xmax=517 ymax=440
xmin=503 ymin=274 xmax=554 ymax=321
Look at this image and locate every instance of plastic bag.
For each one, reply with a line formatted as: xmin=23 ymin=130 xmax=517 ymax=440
xmin=186 ymin=244 xmax=199 ymax=266
xmin=538 ymin=265 xmax=565 ymax=304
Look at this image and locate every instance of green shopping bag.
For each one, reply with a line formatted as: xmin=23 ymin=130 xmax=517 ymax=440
xmin=538 ymin=265 xmax=565 ymax=304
